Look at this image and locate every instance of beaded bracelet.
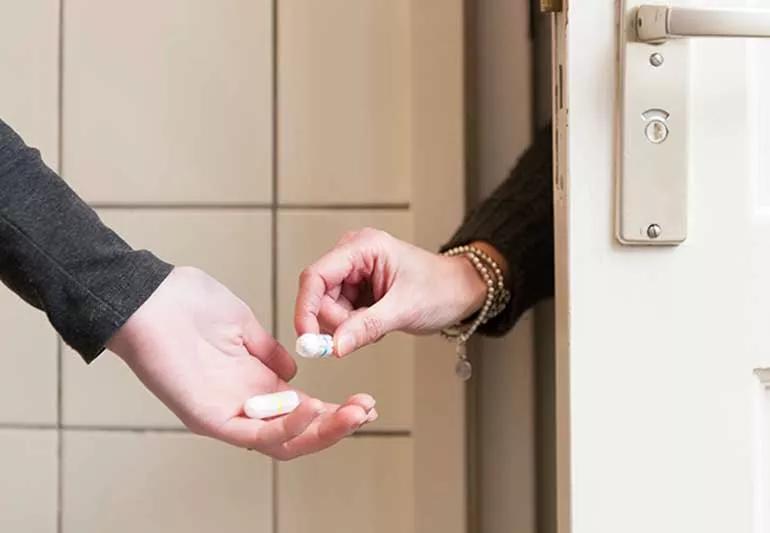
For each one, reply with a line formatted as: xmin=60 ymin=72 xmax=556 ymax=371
xmin=441 ymin=245 xmax=511 ymax=380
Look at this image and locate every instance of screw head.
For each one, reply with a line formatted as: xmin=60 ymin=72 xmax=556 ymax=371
xmin=647 ymin=224 xmax=662 ymax=239
xmin=650 ymin=52 xmax=664 ymax=67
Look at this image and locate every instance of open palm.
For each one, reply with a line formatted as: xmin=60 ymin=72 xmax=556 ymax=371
xmin=107 ymin=267 xmax=377 ymax=460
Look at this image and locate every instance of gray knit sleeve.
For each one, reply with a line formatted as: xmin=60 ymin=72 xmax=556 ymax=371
xmin=0 ymin=118 xmax=173 ymax=362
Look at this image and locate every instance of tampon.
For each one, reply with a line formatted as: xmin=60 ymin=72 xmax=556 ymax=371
xmin=243 ymin=390 xmax=300 ymax=419
xmin=296 ymin=333 xmax=334 ymax=359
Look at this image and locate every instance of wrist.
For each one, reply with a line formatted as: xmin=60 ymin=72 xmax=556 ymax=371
xmin=441 ymin=242 xmax=511 ymax=325
xmin=106 ymin=267 xmax=179 ymax=360
xmin=445 ymin=255 xmax=488 ymax=320
xmin=106 ymin=308 xmax=148 ymax=362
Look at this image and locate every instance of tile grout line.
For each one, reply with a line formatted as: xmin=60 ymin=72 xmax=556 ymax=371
xmin=270 ymin=2 xmax=280 ymax=532
xmin=86 ymin=203 xmax=411 ymax=210
xmin=0 ymin=423 xmax=58 ymax=431
xmin=56 ymin=2 xmax=65 ymax=532
xmin=56 ymin=339 xmax=63 ymax=533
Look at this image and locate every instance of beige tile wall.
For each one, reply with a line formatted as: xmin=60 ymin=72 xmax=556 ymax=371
xmin=278 ymin=436 xmax=414 ymax=533
xmin=62 ymin=0 xmax=273 ymax=205
xmin=0 ymin=5 xmax=60 ymax=533
xmin=62 ymin=431 xmax=273 ymax=533
xmin=0 ymin=0 xmax=59 ymax=169
xmin=277 ymin=0 xmax=411 ymax=205
xmin=1 ymin=1 xmax=417 ymax=532
xmin=0 ymin=290 xmax=57 ymax=425
xmin=0 ymin=0 xmax=60 ymax=428
xmin=0 ymin=429 xmax=58 ymax=533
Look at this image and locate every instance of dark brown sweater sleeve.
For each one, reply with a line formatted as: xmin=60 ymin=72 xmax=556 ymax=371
xmin=442 ymin=125 xmax=554 ymax=335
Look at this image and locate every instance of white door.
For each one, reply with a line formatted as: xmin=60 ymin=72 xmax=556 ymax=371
xmin=553 ymin=1 xmax=770 ymax=532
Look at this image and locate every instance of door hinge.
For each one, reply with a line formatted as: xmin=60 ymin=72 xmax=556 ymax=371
xmin=540 ymin=0 xmax=563 ymax=13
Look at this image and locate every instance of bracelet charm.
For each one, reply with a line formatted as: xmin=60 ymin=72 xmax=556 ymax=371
xmin=441 ymin=244 xmax=511 ymax=380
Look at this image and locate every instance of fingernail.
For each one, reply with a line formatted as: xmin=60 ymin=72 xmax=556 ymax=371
xmin=366 ymin=409 xmax=379 ymax=423
xmin=362 ymin=397 xmax=376 ymax=411
xmin=349 ymin=415 xmax=367 ymax=435
xmin=335 ymin=335 xmax=355 ymax=357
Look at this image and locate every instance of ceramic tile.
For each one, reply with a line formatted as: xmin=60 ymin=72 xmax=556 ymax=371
xmin=0 ymin=429 xmax=57 ymax=533
xmin=0 ymin=290 xmax=57 ymax=424
xmin=62 ymin=0 xmax=272 ymax=204
xmin=0 ymin=0 xmax=59 ymax=168
xmin=62 ymin=431 xmax=272 ymax=533
xmin=277 ymin=436 xmax=414 ymax=533
xmin=278 ymin=0 xmax=411 ymax=204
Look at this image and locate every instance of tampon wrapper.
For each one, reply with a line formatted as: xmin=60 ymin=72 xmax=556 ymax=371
xmin=296 ymin=333 xmax=334 ymax=359
xmin=243 ymin=390 xmax=300 ymax=419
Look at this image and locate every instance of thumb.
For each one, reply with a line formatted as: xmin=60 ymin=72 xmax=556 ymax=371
xmin=333 ymin=296 xmax=403 ymax=357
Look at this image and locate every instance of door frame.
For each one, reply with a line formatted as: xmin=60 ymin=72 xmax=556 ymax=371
xmin=551 ymin=4 xmax=573 ymax=533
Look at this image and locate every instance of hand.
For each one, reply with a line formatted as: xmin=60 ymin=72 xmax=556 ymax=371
xmin=107 ymin=266 xmax=377 ymax=460
xmin=294 ymin=228 xmax=503 ymax=356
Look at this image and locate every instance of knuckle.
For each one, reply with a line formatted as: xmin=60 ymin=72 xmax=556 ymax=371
xmin=362 ymin=227 xmax=394 ymax=247
xmin=361 ymin=315 xmax=385 ymax=342
xmin=298 ymin=267 xmax=317 ymax=285
xmin=272 ymin=448 xmax=295 ymax=462
xmin=359 ymin=226 xmax=381 ymax=239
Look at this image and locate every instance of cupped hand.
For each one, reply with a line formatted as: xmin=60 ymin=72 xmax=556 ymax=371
xmin=107 ymin=266 xmax=377 ymax=460
xmin=294 ymin=228 xmax=491 ymax=357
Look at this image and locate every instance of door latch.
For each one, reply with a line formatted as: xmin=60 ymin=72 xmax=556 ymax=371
xmin=617 ymin=3 xmax=770 ymax=245
xmin=540 ymin=0 xmax=563 ymax=13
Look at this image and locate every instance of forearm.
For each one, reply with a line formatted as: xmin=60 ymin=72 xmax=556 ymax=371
xmin=0 ymin=118 xmax=172 ymax=361
xmin=442 ymin=125 xmax=554 ymax=335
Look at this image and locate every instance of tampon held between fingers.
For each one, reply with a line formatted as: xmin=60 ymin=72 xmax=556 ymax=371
xmin=296 ymin=333 xmax=334 ymax=359
xmin=243 ymin=390 xmax=300 ymax=419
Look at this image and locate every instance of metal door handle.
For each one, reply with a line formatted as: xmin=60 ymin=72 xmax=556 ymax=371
xmin=637 ymin=5 xmax=770 ymax=43
xmin=617 ymin=2 xmax=770 ymax=246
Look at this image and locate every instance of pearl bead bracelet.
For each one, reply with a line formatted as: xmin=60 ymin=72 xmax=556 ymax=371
xmin=441 ymin=245 xmax=511 ymax=380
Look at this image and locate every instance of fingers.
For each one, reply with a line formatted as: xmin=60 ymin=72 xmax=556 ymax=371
xmin=242 ymin=318 xmax=297 ymax=381
xmin=333 ymin=295 xmax=402 ymax=357
xmin=317 ymin=296 xmax=352 ymax=333
xmin=294 ymin=228 xmax=392 ymax=337
xmin=215 ymin=398 xmax=325 ymax=449
xmin=294 ymin=246 xmax=358 ymax=336
xmin=217 ymin=392 xmax=377 ymax=460
xmin=316 ymin=281 xmax=363 ymax=333
xmin=340 ymin=392 xmax=376 ymax=412
xmin=271 ymin=394 xmax=377 ymax=460
xmin=340 ymin=282 xmax=360 ymax=307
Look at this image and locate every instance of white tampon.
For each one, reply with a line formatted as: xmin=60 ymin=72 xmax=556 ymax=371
xmin=243 ymin=390 xmax=300 ymax=420
xmin=296 ymin=333 xmax=334 ymax=359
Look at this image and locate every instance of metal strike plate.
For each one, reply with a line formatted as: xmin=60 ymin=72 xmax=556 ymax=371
xmin=540 ymin=0 xmax=563 ymax=13
xmin=617 ymin=1 xmax=690 ymax=245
